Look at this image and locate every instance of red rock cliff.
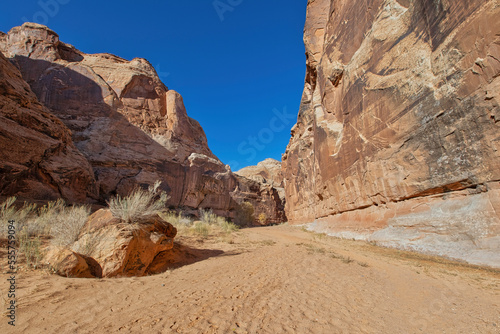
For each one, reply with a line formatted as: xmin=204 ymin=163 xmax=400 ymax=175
xmin=0 ymin=50 xmax=96 ymax=202
xmin=283 ymin=0 xmax=500 ymax=266
xmin=0 ymin=23 xmax=286 ymax=224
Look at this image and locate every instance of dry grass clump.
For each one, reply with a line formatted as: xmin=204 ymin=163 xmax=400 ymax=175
xmin=32 ymin=199 xmax=65 ymax=236
xmin=18 ymin=233 xmax=42 ymax=269
xmin=108 ymin=181 xmax=170 ymax=225
xmin=1 ymin=181 xmax=173 ymax=269
xmin=0 ymin=197 xmax=90 ymax=268
xmin=219 ymin=220 xmax=239 ymax=234
xmin=165 ymin=211 xmax=193 ymax=225
xmin=50 ymin=205 xmax=91 ymax=246
xmin=199 ymin=208 xmax=239 ymax=233
xmin=199 ymin=209 xmax=220 ymax=224
xmin=193 ymin=221 xmax=210 ymax=238
xmin=161 ymin=211 xmax=194 ymax=234
xmin=0 ymin=197 xmax=36 ymax=237
xmin=260 ymin=239 xmax=276 ymax=246
xmin=161 ymin=208 xmax=238 ymax=239
xmin=199 ymin=208 xmax=239 ymax=235
xmin=296 ymin=242 xmax=367 ymax=267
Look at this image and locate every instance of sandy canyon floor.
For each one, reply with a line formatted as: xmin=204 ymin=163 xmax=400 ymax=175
xmin=1 ymin=225 xmax=499 ymax=334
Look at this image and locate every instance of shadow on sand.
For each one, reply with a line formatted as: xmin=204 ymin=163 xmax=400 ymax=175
xmin=146 ymin=242 xmax=241 ymax=275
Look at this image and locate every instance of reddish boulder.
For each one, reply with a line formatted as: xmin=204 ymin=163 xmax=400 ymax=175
xmin=43 ymin=246 xmax=95 ymax=278
xmin=71 ymin=209 xmax=177 ymax=278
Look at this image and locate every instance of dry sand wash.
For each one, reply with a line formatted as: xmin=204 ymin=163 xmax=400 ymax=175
xmin=1 ymin=225 xmax=499 ymax=333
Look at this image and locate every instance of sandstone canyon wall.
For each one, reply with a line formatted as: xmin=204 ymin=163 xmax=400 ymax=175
xmin=235 ymin=158 xmax=287 ymax=224
xmin=0 ymin=50 xmax=96 ymax=203
xmin=0 ymin=23 xmax=285 ymax=224
xmin=283 ymin=0 xmax=500 ymax=266
xmin=236 ymin=158 xmax=285 ymax=201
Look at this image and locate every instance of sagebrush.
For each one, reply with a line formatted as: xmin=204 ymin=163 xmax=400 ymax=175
xmin=161 ymin=208 xmax=238 ymax=238
xmin=108 ymin=180 xmax=170 ymax=224
xmin=0 ymin=197 xmax=90 ymax=268
xmin=50 ymin=205 xmax=91 ymax=246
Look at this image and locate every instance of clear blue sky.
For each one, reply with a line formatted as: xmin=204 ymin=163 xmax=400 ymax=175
xmin=0 ymin=0 xmax=307 ymax=170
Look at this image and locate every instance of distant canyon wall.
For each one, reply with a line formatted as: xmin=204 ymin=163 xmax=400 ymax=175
xmin=0 ymin=23 xmax=286 ymax=224
xmin=282 ymin=0 xmax=500 ymax=266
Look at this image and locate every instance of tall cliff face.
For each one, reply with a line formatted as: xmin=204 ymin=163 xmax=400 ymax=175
xmin=0 ymin=50 xmax=97 ymax=202
xmin=283 ymin=0 xmax=500 ymax=266
xmin=0 ymin=23 xmax=286 ymax=224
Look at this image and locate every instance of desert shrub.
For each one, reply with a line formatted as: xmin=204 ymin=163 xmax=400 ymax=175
xmin=18 ymin=232 xmax=42 ymax=268
xmin=162 ymin=209 xmax=238 ymax=238
xmin=179 ymin=214 xmax=195 ymax=225
xmin=162 ymin=211 xmax=185 ymax=226
xmin=0 ymin=196 xmax=42 ymax=268
xmin=0 ymin=197 xmax=36 ymax=237
xmin=5 ymin=198 xmax=91 ymax=246
xmin=235 ymin=202 xmax=254 ymax=226
xmin=0 ymin=197 xmax=17 ymax=223
xmin=193 ymin=221 xmax=209 ymax=238
xmin=0 ymin=197 xmax=47 ymax=267
xmin=258 ymin=213 xmax=267 ymax=224
xmin=50 ymin=205 xmax=91 ymax=246
xmin=27 ymin=199 xmax=66 ymax=237
xmin=199 ymin=208 xmax=228 ymax=225
xmin=199 ymin=208 xmax=238 ymax=234
xmin=0 ymin=197 xmax=91 ymax=268
xmin=108 ymin=180 xmax=170 ymax=224
xmin=219 ymin=220 xmax=239 ymax=233
xmin=161 ymin=210 xmax=193 ymax=235
xmin=199 ymin=208 xmax=217 ymax=224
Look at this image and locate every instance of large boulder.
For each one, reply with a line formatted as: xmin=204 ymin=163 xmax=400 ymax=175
xmin=43 ymin=246 xmax=96 ymax=278
xmin=282 ymin=0 xmax=500 ymax=267
xmin=71 ymin=209 xmax=177 ymax=278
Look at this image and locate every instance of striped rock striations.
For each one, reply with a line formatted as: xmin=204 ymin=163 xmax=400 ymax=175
xmin=282 ymin=0 xmax=500 ymax=266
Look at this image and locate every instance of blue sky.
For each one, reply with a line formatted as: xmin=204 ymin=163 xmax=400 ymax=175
xmin=0 ymin=0 xmax=307 ymax=170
